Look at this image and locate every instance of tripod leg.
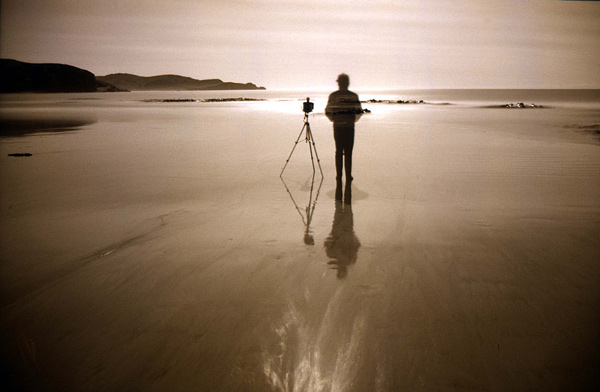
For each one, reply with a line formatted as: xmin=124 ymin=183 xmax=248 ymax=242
xmin=306 ymin=124 xmax=324 ymax=177
xmin=280 ymin=123 xmax=308 ymax=177
xmin=307 ymin=128 xmax=316 ymax=174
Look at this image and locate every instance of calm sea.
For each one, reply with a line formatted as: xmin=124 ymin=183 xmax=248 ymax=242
xmin=1 ymin=88 xmax=599 ymax=107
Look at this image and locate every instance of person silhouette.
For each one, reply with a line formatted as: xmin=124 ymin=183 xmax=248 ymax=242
xmin=325 ymin=181 xmax=360 ymax=278
xmin=325 ymin=73 xmax=362 ymax=183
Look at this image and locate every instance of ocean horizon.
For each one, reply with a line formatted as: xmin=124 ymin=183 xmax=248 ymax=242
xmin=2 ymin=88 xmax=599 ymax=118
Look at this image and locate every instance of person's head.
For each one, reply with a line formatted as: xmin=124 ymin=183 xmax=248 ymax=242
xmin=336 ymin=73 xmax=350 ymax=90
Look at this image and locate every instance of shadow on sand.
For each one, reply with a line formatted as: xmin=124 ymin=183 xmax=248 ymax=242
xmin=0 ymin=116 xmax=97 ymax=137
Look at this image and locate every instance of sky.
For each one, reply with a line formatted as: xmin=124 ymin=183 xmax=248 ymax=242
xmin=1 ymin=0 xmax=599 ymax=90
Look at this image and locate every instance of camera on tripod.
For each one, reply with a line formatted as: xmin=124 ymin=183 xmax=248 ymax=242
xmin=302 ymin=97 xmax=314 ymax=114
xmin=280 ymin=97 xmax=323 ymax=178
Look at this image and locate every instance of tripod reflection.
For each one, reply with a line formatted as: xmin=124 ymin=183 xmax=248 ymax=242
xmin=280 ymin=172 xmax=324 ymax=245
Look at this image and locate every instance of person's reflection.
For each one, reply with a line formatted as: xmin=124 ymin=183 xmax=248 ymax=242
xmin=325 ymin=182 xmax=360 ymax=278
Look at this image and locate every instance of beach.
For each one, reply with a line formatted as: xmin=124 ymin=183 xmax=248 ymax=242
xmin=1 ymin=90 xmax=599 ymax=391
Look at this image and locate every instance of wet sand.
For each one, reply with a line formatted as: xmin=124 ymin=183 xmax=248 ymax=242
xmin=1 ymin=95 xmax=599 ymax=391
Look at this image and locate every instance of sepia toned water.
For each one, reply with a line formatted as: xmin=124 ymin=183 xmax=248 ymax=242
xmin=1 ymin=90 xmax=599 ymax=391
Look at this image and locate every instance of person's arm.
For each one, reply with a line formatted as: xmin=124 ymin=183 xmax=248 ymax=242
xmin=353 ymin=93 xmax=363 ymax=123
xmin=325 ymin=93 xmax=336 ymax=122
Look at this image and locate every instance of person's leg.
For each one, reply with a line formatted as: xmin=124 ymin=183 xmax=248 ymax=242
xmin=344 ymin=128 xmax=355 ymax=181
xmin=334 ymin=128 xmax=344 ymax=181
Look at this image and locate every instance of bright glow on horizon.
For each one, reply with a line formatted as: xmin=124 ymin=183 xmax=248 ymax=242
xmin=1 ymin=0 xmax=599 ymax=90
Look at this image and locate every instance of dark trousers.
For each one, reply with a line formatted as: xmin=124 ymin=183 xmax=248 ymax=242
xmin=334 ymin=126 xmax=355 ymax=181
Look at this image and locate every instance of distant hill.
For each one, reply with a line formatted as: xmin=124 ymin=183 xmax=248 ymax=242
xmin=0 ymin=59 xmax=98 ymax=93
xmin=0 ymin=59 xmax=265 ymax=93
xmin=96 ymin=73 xmax=266 ymax=91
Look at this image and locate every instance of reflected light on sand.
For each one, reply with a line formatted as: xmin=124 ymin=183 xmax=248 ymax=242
xmin=262 ymin=290 xmax=367 ymax=392
xmin=251 ymin=98 xmax=329 ymax=115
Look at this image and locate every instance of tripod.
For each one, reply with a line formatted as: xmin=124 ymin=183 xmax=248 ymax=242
xmin=280 ymin=112 xmax=324 ymax=178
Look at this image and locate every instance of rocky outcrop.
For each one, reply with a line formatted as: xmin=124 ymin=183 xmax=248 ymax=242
xmin=0 ymin=59 xmax=97 ymax=93
xmin=95 ymin=79 xmax=129 ymax=92
xmin=0 ymin=59 xmax=265 ymax=93
xmin=97 ymin=73 xmax=266 ymax=91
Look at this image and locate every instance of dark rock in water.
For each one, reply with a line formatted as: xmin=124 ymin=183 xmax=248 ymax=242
xmin=329 ymin=108 xmax=370 ymax=115
xmin=201 ymin=98 xmax=266 ymax=102
xmin=142 ymin=98 xmax=267 ymax=103
xmin=363 ymin=99 xmax=426 ymax=104
xmin=143 ymin=99 xmax=199 ymax=103
xmin=8 ymin=153 xmax=33 ymax=157
xmin=97 ymin=73 xmax=266 ymax=91
xmin=502 ymin=102 xmax=542 ymax=108
xmin=396 ymin=99 xmax=424 ymax=104
xmin=0 ymin=59 xmax=97 ymax=93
